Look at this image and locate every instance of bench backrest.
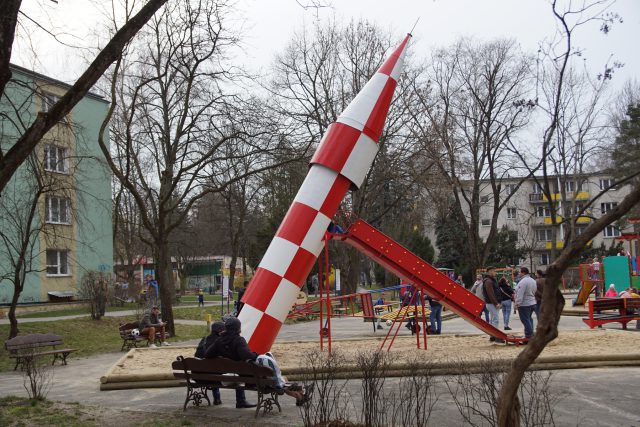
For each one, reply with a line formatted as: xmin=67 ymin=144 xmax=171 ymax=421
xmin=624 ymin=298 xmax=640 ymax=310
xmin=119 ymin=321 xmax=140 ymax=332
xmin=361 ymin=293 xmax=375 ymax=318
xmin=172 ymin=356 xmax=279 ymax=388
xmin=4 ymin=333 xmax=63 ymax=352
xmin=591 ymin=298 xmax=625 ymax=311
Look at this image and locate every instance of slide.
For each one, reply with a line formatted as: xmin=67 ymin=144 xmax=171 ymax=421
xmin=334 ymin=219 xmax=525 ymax=343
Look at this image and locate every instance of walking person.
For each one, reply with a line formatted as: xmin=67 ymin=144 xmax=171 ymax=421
xmin=471 ymin=274 xmax=490 ymax=321
xmin=427 ymin=294 xmax=442 ymax=334
xmin=515 ymin=267 xmax=537 ymax=341
xmin=483 ymin=267 xmax=504 ymax=343
xmin=498 ymin=277 xmax=514 ymax=331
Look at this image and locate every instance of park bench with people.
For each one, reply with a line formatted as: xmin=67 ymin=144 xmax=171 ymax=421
xmin=118 ymin=321 xmax=171 ymax=351
xmin=4 ymin=333 xmax=76 ymax=370
xmin=171 ymin=355 xmax=284 ymax=417
xmin=582 ymin=297 xmax=640 ymax=329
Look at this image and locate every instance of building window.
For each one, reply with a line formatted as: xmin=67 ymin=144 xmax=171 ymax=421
xmin=540 ymin=253 xmax=551 ymax=265
xmin=42 ymin=93 xmax=61 ymax=113
xmin=45 ymin=196 xmax=71 ymax=224
xmin=599 ymin=178 xmax=615 ymax=190
xmin=536 ymin=229 xmax=552 ymax=242
xmin=46 ymin=249 xmax=70 ymax=276
xmin=600 ymin=202 xmax=617 ymax=214
xmin=44 ymin=144 xmax=69 ymax=174
xmin=507 ymin=208 xmax=517 ymax=219
xmin=570 ymin=204 xmax=585 ymax=216
xmin=532 ymin=183 xmax=543 ymax=194
xmin=603 ymin=225 xmax=621 ymax=238
xmin=481 ymin=219 xmax=491 ymax=227
xmin=564 ymin=181 xmax=576 ymax=192
xmin=575 ymin=226 xmax=587 ymax=236
xmin=505 ymin=184 xmax=517 ymax=195
xmin=480 ymin=195 xmax=489 ymax=204
xmin=535 ymin=206 xmax=551 ymax=217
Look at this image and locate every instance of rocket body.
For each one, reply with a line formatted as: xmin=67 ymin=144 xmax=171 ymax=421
xmin=238 ymin=35 xmax=411 ymax=353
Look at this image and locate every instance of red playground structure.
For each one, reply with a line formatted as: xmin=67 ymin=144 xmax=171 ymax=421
xmin=295 ymin=218 xmax=528 ymax=350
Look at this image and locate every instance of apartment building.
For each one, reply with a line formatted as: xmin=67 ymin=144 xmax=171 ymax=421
xmin=476 ymin=173 xmax=633 ymax=271
xmin=0 ymin=65 xmax=112 ymax=304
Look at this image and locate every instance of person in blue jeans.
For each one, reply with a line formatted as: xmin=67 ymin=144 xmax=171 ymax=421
xmin=515 ymin=267 xmax=537 ymax=340
xmin=498 ymin=277 xmax=514 ymax=331
xmin=427 ymin=295 xmax=442 ymax=334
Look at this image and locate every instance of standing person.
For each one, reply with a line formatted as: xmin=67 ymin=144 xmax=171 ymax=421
xmin=515 ymin=267 xmax=537 ymax=341
xmin=456 ymin=274 xmax=466 ymax=288
xmin=591 ymin=257 xmax=601 ymax=296
xmin=534 ymin=270 xmax=545 ymax=320
xmin=197 ymin=288 xmax=205 ymax=307
xmin=196 ymin=321 xmax=225 ymax=405
xmin=427 ymin=294 xmax=442 ymax=335
xmin=236 ymin=281 xmax=248 ymax=315
xmin=139 ymin=305 xmax=170 ymax=348
xmin=605 ymin=284 xmax=618 ymax=298
xmin=483 ymin=267 xmax=504 ymax=343
xmin=471 ymin=274 xmax=490 ymax=321
xmin=498 ymin=277 xmax=514 ymax=331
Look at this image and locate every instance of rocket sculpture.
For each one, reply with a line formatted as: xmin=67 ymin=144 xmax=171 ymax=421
xmin=238 ymin=34 xmax=412 ymax=353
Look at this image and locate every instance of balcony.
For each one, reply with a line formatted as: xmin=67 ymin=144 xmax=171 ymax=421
xmin=529 ymin=191 xmax=590 ymax=203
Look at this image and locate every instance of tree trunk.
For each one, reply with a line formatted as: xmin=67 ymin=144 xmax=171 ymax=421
xmin=156 ymin=240 xmax=175 ymax=335
xmin=8 ymin=283 xmax=20 ymax=338
xmin=496 ymin=272 xmax=565 ymax=426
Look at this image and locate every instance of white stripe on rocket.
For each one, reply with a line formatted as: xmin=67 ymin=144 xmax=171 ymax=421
xmin=258 ymin=237 xmax=299 ymax=277
xmin=390 ymin=47 xmax=408 ymax=81
xmin=293 ymin=166 xmax=339 ymax=211
xmin=238 ymin=304 xmax=262 ymax=340
xmin=264 ymin=278 xmax=300 ymax=321
xmin=337 ymin=73 xmax=388 ymax=130
xmin=300 ymin=212 xmax=332 ymax=256
xmin=340 ymin=133 xmax=378 ymax=188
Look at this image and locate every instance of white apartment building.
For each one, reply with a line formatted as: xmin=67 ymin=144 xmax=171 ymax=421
xmin=474 ymin=173 xmax=633 ymax=271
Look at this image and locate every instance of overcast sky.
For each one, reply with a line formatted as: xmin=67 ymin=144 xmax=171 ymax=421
xmin=13 ymin=0 xmax=639 ymax=91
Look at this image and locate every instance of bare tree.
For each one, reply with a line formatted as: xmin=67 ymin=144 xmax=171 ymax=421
xmin=496 ymin=2 xmax=640 ymax=425
xmin=0 ymin=0 xmax=168 ymax=195
xmin=410 ymin=37 xmax=536 ymax=275
xmin=99 ymin=0 xmax=287 ymax=334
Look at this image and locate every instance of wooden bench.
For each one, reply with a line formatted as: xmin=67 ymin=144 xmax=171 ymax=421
xmin=172 ymin=356 xmax=284 ymax=417
xmin=119 ymin=321 xmax=171 ymax=351
xmin=582 ymin=298 xmax=640 ymax=329
xmin=4 ymin=333 xmax=76 ymax=371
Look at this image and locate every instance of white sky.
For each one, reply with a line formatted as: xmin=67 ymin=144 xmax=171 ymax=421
xmin=12 ymin=0 xmax=640 ymax=91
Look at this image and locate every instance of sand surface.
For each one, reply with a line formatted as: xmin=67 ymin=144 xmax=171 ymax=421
xmin=105 ymin=329 xmax=640 ymax=382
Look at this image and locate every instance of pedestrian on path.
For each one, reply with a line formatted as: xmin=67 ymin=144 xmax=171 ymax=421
xmin=516 ymin=267 xmax=537 ymax=340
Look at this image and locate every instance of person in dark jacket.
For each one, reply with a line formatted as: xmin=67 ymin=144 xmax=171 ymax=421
xmin=235 ymin=281 xmax=248 ymax=315
xmin=498 ymin=277 xmax=514 ymax=331
xmin=205 ymin=316 xmax=257 ymax=408
xmin=196 ymin=321 xmax=225 ymax=405
xmin=426 ymin=295 xmax=442 ymax=334
xmin=139 ymin=306 xmax=169 ymax=348
xmin=483 ymin=267 xmax=504 ymax=343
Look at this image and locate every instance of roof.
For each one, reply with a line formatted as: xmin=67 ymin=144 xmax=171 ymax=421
xmin=9 ymin=63 xmax=108 ymax=104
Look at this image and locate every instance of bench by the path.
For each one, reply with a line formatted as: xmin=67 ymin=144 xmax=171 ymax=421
xmin=4 ymin=333 xmax=76 ymax=370
xmin=582 ymin=298 xmax=640 ymax=329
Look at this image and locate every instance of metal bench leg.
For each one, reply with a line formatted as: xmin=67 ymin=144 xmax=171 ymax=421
xmin=183 ymin=384 xmax=210 ymax=410
xmin=255 ymin=390 xmax=281 ymax=417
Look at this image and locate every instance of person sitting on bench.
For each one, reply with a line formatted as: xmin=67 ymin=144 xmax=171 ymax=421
xmin=139 ymin=305 xmax=169 ymax=348
xmin=196 ymin=321 xmax=225 ymax=405
xmin=255 ymin=352 xmax=313 ymax=406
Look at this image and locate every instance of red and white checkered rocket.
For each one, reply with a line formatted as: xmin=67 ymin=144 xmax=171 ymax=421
xmin=239 ymin=34 xmax=412 ymax=353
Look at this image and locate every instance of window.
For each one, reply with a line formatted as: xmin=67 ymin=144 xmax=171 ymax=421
xmin=536 ymin=229 xmax=552 ymax=242
xmin=505 ymin=184 xmax=517 ymax=195
xmin=480 ymin=195 xmax=489 ymax=204
xmin=540 ymin=253 xmax=551 ymax=265
xmin=575 ymin=226 xmax=587 ymax=236
xmin=564 ymin=181 xmax=576 ymax=192
xmin=46 ymin=250 xmax=70 ymax=276
xmin=603 ymin=225 xmax=621 ymax=238
xmin=44 ymin=144 xmax=68 ymax=173
xmin=507 ymin=208 xmax=517 ymax=219
xmin=42 ymin=93 xmax=61 ymax=113
xmin=481 ymin=219 xmax=491 ymax=227
xmin=599 ymin=178 xmax=615 ymax=190
xmin=570 ymin=204 xmax=585 ymax=216
xmin=535 ymin=206 xmax=551 ymax=217
xmin=45 ymin=196 xmax=71 ymax=224
xmin=532 ymin=183 xmax=543 ymax=194
xmin=600 ymin=202 xmax=617 ymax=214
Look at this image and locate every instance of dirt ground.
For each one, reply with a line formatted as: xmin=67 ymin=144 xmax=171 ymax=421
xmin=104 ymin=329 xmax=640 ymax=383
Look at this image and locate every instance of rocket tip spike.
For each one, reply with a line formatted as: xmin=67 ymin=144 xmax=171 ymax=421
xmin=409 ymin=17 xmax=420 ymax=36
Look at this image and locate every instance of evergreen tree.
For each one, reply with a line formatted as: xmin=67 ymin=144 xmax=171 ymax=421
xmin=486 ymin=226 xmax=525 ymax=267
xmin=435 ymin=204 xmax=471 ymax=276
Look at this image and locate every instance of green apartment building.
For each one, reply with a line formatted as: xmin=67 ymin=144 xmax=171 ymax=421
xmin=0 ymin=65 xmax=112 ymax=304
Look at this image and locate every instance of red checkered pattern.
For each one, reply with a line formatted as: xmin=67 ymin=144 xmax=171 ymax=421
xmin=239 ymin=35 xmax=411 ymax=353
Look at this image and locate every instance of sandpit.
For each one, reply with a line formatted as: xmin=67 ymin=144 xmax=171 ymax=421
xmin=100 ymin=329 xmax=640 ymax=390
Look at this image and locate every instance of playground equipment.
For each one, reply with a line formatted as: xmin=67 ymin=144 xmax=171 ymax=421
xmin=238 ymin=33 xmax=526 ymax=353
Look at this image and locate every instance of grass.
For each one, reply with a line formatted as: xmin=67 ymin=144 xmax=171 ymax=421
xmin=0 ymin=396 xmax=201 ymax=426
xmin=0 ymin=316 xmax=208 ymax=372
xmin=172 ymin=306 xmax=225 ymax=322
xmin=17 ymin=303 xmax=139 ymax=319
